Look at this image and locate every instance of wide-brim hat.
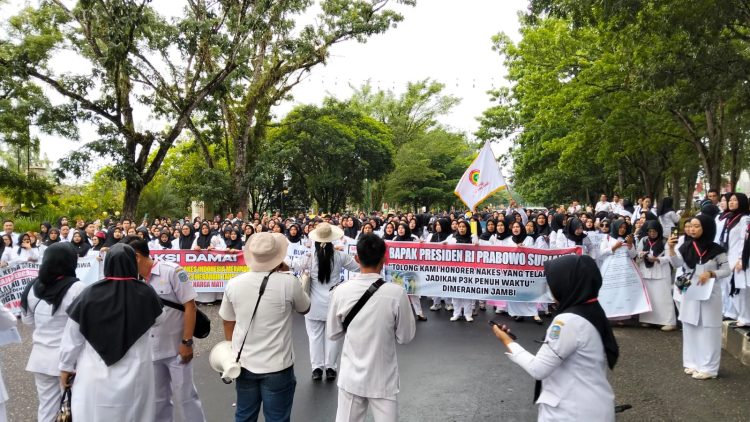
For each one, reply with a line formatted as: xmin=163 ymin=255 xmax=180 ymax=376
xmin=308 ymin=222 xmax=344 ymax=244
xmin=244 ymin=232 xmax=289 ymax=272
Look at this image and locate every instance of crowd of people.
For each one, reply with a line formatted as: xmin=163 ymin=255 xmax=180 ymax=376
xmin=0 ymin=187 xmax=747 ymax=421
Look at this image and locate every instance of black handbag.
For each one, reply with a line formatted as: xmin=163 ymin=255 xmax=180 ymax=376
xmin=161 ymin=299 xmax=211 ymax=338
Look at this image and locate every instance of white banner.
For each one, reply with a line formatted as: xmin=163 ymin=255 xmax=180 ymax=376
xmin=76 ymin=256 xmax=103 ymax=285
xmin=598 ymin=250 xmax=652 ymax=317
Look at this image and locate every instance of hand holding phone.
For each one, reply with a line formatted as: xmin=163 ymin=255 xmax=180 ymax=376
xmin=489 ymin=320 xmax=517 ymax=340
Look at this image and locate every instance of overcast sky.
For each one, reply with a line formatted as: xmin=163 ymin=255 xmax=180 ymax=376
xmin=8 ymin=0 xmax=529 ymax=176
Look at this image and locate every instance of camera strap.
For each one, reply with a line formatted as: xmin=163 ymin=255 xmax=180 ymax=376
xmin=235 ymin=270 xmax=274 ymax=363
xmin=343 ymin=278 xmax=385 ymax=332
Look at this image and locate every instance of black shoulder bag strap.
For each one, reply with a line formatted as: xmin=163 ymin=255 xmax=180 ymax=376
xmin=343 ymin=278 xmax=385 ymax=332
xmin=235 ymin=270 xmax=274 ymax=363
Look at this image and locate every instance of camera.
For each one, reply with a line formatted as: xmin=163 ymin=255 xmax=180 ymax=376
xmin=675 ymin=273 xmax=692 ymax=289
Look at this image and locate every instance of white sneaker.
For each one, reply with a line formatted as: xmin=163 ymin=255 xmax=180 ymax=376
xmin=465 ymin=316 xmax=474 ymax=322
xmin=691 ymin=371 xmax=717 ymax=380
xmin=661 ymin=325 xmax=678 ymax=332
xmin=429 ymin=304 xmax=441 ymax=311
xmin=450 ymin=315 xmax=460 ymax=322
xmin=684 ymin=367 xmax=696 ymax=375
xmin=446 ymin=304 xmax=454 ymax=311
xmin=495 ymin=308 xmax=505 ymax=314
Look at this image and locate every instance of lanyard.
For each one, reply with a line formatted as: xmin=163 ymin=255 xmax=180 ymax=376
xmin=692 ymin=242 xmax=707 ymax=263
xmin=647 ymin=239 xmax=657 ymax=250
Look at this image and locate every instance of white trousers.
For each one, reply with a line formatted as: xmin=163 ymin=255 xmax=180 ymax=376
xmin=305 ymin=318 xmax=342 ymax=370
xmin=153 ymin=357 xmax=206 ymax=422
xmin=0 ymin=401 xmax=6 ymax=422
xmin=335 ymin=389 xmax=397 ymax=422
xmin=33 ymin=372 xmax=61 ymax=422
xmin=408 ymin=296 xmax=423 ymax=316
xmin=640 ymin=276 xmax=677 ymax=326
xmin=452 ymin=299 xmax=474 ymax=318
xmin=431 ymin=297 xmax=444 ymax=306
xmin=507 ymin=301 xmax=538 ymax=317
xmin=682 ymin=322 xmax=721 ymax=376
xmin=732 ymin=287 xmax=750 ymax=324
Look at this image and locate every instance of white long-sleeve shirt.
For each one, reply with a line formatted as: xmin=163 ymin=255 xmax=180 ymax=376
xmin=327 ymin=273 xmax=416 ymax=399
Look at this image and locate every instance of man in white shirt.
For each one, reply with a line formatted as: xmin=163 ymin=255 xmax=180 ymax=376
xmin=220 ymin=232 xmax=310 ymax=422
xmin=567 ymin=201 xmax=582 ymax=215
xmin=124 ymin=236 xmax=206 ymax=422
xmin=2 ymin=220 xmax=18 ymax=245
xmin=595 ymin=194 xmax=612 ymax=214
xmin=327 ymin=234 xmax=416 ymax=422
xmin=610 ymin=194 xmax=623 ymax=214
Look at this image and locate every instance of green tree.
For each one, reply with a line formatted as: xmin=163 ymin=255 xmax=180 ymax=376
xmin=268 ymin=100 xmax=394 ymax=212
xmin=385 ymin=128 xmax=474 ymax=211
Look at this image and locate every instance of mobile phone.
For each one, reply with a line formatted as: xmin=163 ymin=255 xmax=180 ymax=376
xmin=671 ymin=228 xmax=679 ymax=237
xmin=488 ymin=320 xmax=518 ymax=340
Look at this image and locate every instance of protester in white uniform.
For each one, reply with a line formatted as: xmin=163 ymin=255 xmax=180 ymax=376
xmin=124 ymin=236 xmax=206 ymax=422
xmin=305 ymin=223 xmax=360 ymax=381
xmin=595 ymin=194 xmax=612 ymax=214
xmin=219 ymin=232 xmax=310 ymax=422
xmin=636 ymin=221 xmax=677 ymax=331
xmin=493 ymin=255 xmax=618 ymax=422
xmin=9 ymin=232 xmax=40 ymax=265
xmin=667 ymin=215 xmax=730 ymax=380
xmin=20 ymin=243 xmax=86 ymax=422
xmin=0 ymin=304 xmax=16 ymax=422
xmin=59 ymin=243 xmax=164 ymax=420
xmin=428 ymin=218 xmax=452 ymax=312
xmin=446 ymin=221 xmax=478 ymax=321
xmin=327 ymin=234 xmax=416 ymax=422
xmin=657 ymin=197 xmax=680 ymax=239
xmin=192 ymin=222 xmax=226 ymax=304
xmin=717 ymin=193 xmax=750 ymax=322
xmin=501 ymin=221 xmax=541 ymax=324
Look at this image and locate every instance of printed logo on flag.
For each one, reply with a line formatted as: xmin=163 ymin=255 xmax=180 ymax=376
xmin=469 ymin=169 xmax=481 ymax=186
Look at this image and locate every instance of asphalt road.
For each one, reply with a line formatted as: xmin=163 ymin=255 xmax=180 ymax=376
xmin=3 ymin=299 xmax=750 ymax=421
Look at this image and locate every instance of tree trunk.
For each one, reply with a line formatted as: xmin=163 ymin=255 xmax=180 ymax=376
xmin=122 ymin=178 xmax=143 ymax=220
xmin=671 ymin=172 xmax=681 ymax=208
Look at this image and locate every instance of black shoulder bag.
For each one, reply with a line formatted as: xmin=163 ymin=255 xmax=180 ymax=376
xmin=342 ymin=278 xmax=385 ymax=332
xmin=161 ymin=299 xmax=211 ymax=339
xmin=235 ymin=271 xmax=274 ymax=363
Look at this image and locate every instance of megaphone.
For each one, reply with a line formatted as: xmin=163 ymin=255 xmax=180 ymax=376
xmin=209 ymin=341 xmax=242 ymax=384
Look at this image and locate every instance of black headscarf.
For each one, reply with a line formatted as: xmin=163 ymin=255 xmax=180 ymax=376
xmin=453 ymin=221 xmax=473 ymax=244
xmin=641 ymin=220 xmax=665 ymax=268
xmin=701 ymin=203 xmax=721 ymax=219
xmin=479 ymin=219 xmax=498 ymax=241
xmin=550 ymin=213 xmax=566 ymax=233
xmin=178 ymin=226 xmax=195 ymax=250
xmin=158 ymin=229 xmax=173 ymax=249
xmin=636 ymin=211 xmax=658 ymax=239
xmin=509 ymin=221 xmax=527 ymax=245
xmin=563 ymin=217 xmax=586 ymax=245
xmin=394 ymin=222 xmax=414 ymax=242
xmin=544 ymin=255 xmax=619 ymax=370
xmin=225 ymin=229 xmax=244 ymax=250
xmin=536 ymin=214 xmax=551 ymax=237
xmin=70 ymin=230 xmax=91 ymax=257
xmin=66 ymin=244 xmax=163 ymax=367
xmin=496 ymin=219 xmax=511 ymax=241
xmin=719 ymin=193 xmax=749 ymax=248
xmin=609 ymin=220 xmax=630 ymax=239
xmin=20 ymin=242 xmax=79 ymax=315
xmin=344 ymin=217 xmax=361 ymax=240
xmin=44 ymin=228 xmax=61 ymax=247
xmin=195 ymin=223 xmax=213 ymax=249
xmin=678 ymin=215 xmax=725 ymax=269
xmin=136 ymin=227 xmax=151 ymax=241
xmin=102 ymin=227 xmax=122 ymax=248
xmin=287 ymin=223 xmax=303 ymax=244
xmin=40 ymin=222 xmax=51 ymax=242
xmin=382 ymin=222 xmax=396 ymax=241
xmin=430 ymin=218 xmax=451 ymax=243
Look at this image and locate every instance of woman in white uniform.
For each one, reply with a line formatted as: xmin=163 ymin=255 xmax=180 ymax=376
xmin=636 ymin=221 xmax=677 ymax=331
xmin=59 ymin=243 xmax=163 ymax=419
xmin=192 ymin=222 xmax=226 ymax=303
xmin=667 ymin=215 xmax=730 ymax=379
xmin=429 ymin=218 xmax=453 ymax=311
xmin=501 ymin=221 xmax=541 ymax=324
xmin=305 ymin=223 xmax=359 ymax=381
xmin=393 ymin=223 xmax=426 ymax=321
xmin=0 ymin=302 xmax=17 ymax=422
xmin=20 ymin=243 xmax=86 ymax=422
xmin=717 ymin=193 xmax=750 ymax=322
xmin=9 ymin=233 xmax=40 ymax=266
xmin=493 ymin=254 xmax=618 ymax=422
xmin=446 ymin=221 xmax=478 ymax=322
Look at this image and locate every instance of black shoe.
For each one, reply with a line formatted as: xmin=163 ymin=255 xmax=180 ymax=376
xmin=513 ymin=316 xmax=524 ymax=322
xmin=312 ymin=368 xmax=323 ymax=381
xmin=417 ymin=314 xmax=428 ymax=321
xmin=326 ymin=368 xmax=337 ymax=381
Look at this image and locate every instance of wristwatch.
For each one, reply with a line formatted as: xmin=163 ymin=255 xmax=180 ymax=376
xmin=181 ymin=338 xmax=194 ymax=347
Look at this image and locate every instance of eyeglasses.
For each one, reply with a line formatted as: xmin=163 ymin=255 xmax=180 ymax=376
xmin=600 ymin=224 xmax=610 ymax=228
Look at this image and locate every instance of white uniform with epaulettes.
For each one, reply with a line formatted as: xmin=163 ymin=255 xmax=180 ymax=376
xmin=147 ymin=260 xmax=206 ymax=422
xmin=506 ymin=313 xmax=615 ymax=422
